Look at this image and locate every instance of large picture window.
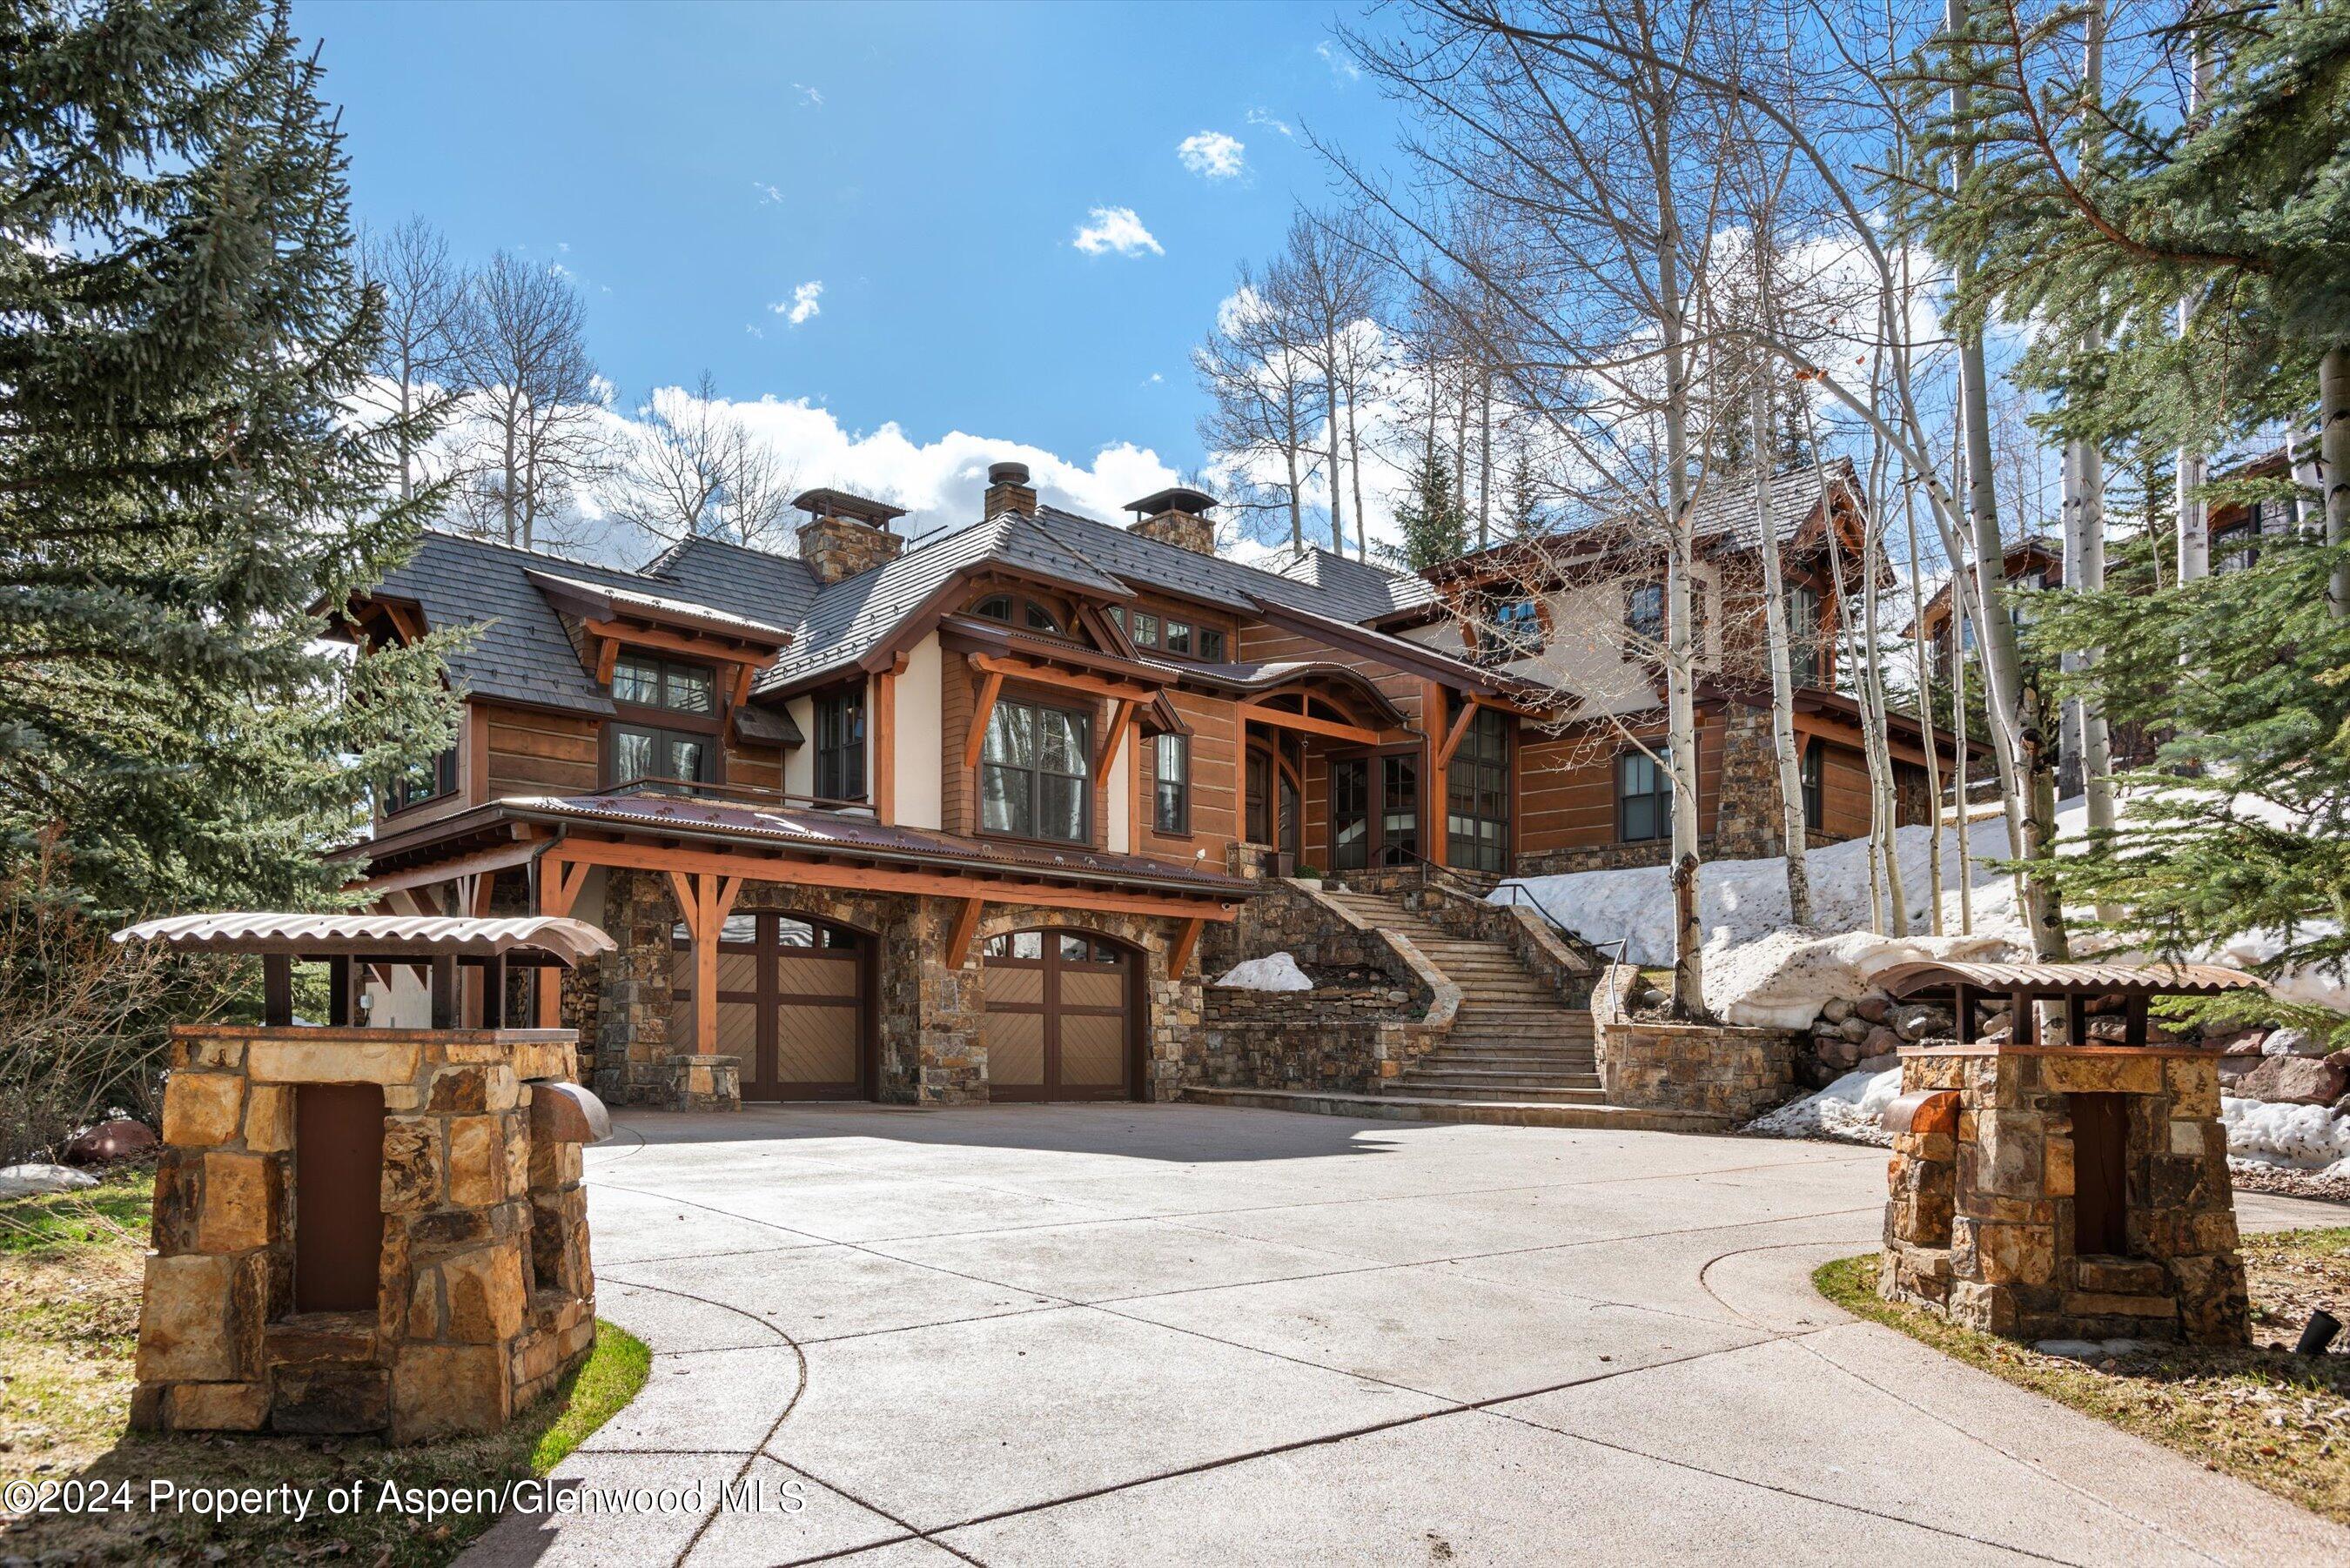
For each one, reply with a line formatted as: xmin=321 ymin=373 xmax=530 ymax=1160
xmin=816 ymin=688 xmax=867 ymax=801
xmin=385 ymin=745 xmax=458 ymax=814
xmin=980 ymin=698 xmax=1091 ymax=842
xmin=1446 ymin=707 xmax=1512 ymax=873
xmin=1616 ymin=744 xmax=1675 ymax=843
xmin=1154 ymin=733 xmax=1190 ymax=834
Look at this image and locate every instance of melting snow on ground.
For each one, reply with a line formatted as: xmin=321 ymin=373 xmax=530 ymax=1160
xmin=1214 ymin=951 xmax=1314 ymax=992
xmin=1743 ymin=1067 xmax=1903 ymax=1146
xmin=1701 ymin=928 xmax=2018 ymax=1028
xmin=2221 ymin=1096 xmax=2350 ymax=1172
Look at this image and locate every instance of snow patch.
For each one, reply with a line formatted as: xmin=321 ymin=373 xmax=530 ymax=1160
xmin=1743 ymin=1067 xmax=1903 ymax=1146
xmin=1704 ymin=928 xmax=2018 ymax=1029
xmin=1214 ymin=952 xmax=1314 ymax=993
xmin=0 ymin=1163 xmax=98 ymax=1196
xmin=2220 ymin=1096 xmax=2350 ymax=1172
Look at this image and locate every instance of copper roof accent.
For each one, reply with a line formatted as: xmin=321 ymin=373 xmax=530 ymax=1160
xmin=112 ymin=913 xmax=615 ymax=966
xmin=1876 ymin=960 xmax=2265 ymax=999
xmin=791 ymin=487 xmax=909 ymax=527
xmin=490 ymin=793 xmax=1255 ymax=899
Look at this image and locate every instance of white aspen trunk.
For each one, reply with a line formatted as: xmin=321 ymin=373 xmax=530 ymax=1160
xmin=1322 ymin=336 xmax=1346 ymax=553
xmin=1947 ymin=447 xmax=1977 ymax=935
xmin=1902 ymin=481 xmax=1945 ymax=934
xmin=2325 ymin=346 xmax=2350 ymax=620
xmin=1477 ymin=367 xmax=1494 ymax=549
xmin=1861 ymin=482 xmax=1910 ymax=935
xmin=2069 ymin=0 xmax=2116 ymax=836
xmin=1752 ymin=378 xmax=1812 ymax=926
xmin=1346 ymin=359 xmax=1369 ymax=561
xmin=2175 ymin=30 xmax=2214 ymax=587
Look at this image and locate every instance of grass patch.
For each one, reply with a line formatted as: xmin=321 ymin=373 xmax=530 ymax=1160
xmin=1817 ymin=1230 xmax=2350 ymax=1525
xmin=1 ymin=1172 xmax=650 ymax=1565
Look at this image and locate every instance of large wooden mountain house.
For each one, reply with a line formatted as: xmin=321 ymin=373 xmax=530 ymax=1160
xmin=332 ymin=459 xmax=1965 ymax=1109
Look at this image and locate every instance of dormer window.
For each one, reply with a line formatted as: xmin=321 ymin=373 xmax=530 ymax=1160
xmin=974 ymin=593 xmax=1013 ymax=622
xmin=971 ymin=593 xmax=1064 ymax=634
xmin=613 ymin=652 xmax=715 ymax=715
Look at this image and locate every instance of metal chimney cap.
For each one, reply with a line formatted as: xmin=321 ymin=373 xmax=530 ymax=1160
xmin=987 ymin=460 xmax=1032 ymax=486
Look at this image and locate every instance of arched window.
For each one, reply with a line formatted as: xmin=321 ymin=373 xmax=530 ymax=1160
xmin=973 ymin=593 xmax=1013 ymax=622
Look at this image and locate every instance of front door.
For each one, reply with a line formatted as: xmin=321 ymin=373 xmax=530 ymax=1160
xmin=980 ymin=931 xmax=1137 ymax=1102
xmin=1330 ymin=752 xmax=1421 ymax=871
xmin=673 ymin=912 xmax=873 ymax=1101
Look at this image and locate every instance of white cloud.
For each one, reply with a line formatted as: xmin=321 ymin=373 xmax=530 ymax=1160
xmin=753 ymin=182 xmax=783 ymax=204
xmin=1316 ymin=39 xmax=1360 ymax=83
xmin=1176 ymin=130 xmax=1246 ymax=179
xmin=1245 ymin=108 xmax=1293 ymax=138
xmin=792 ymin=82 xmax=823 ymax=107
xmin=1071 ymin=205 xmax=1163 ymax=258
xmin=770 ymin=280 xmax=823 ymax=326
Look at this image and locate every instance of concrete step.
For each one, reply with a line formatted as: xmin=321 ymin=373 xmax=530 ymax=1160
xmin=1183 ymin=1085 xmax=1728 ymax=1133
xmin=1424 ymin=1049 xmax=1598 ymax=1066
xmin=1399 ymin=1073 xmax=1605 ymax=1095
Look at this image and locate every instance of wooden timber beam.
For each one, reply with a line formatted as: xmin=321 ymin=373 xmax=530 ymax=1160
xmin=595 ymin=636 xmax=621 ymax=687
xmin=534 ymin=855 xmax=597 ymax=1026
xmin=666 ymin=869 xmax=746 ymax=1055
xmin=1166 ymin=917 xmax=1205 ymax=980
xmin=353 ymin=838 xmax=543 ymax=897
xmin=968 ymin=652 xmax=1160 ymax=705
xmin=581 ymin=618 xmax=781 ymax=667
xmin=1097 ymin=699 xmax=1136 ymax=777
xmin=1272 ymin=747 xmax=1304 ymax=801
xmin=964 ymin=668 xmax=1007 ymax=771
xmin=945 ymin=896 xmax=985 ymax=968
xmin=875 ymin=658 xmax=904 ymax=826
xmin=731 ymin=662 xmax=757 ymax=709
xmin=1434 ymin=698 xmax=1480 ymax=772
xmin=1236 ymin=701 xmax=1386 ymax=747
xmin=548 ymin=833 xmax=1241 ymax=922
xmin=1790 ymin=711 xmax=1936 ymax=771
xmin=1125 ymin=720 xmax=1143 ymax=852
xmin=1423 ymin=678 xmax=1450 ymax=868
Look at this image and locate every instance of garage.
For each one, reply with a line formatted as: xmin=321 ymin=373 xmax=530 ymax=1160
xmin=980 ymin=930 xmax=1138 ymax=1102
xmin=673 ymin=913 xmax=876 ymax=1101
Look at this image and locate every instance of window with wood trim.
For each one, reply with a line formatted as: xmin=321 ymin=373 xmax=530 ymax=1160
xmin=385 ymin=745 xmax=458 ymax=814
xmin=1616 ymin=744 xmax=1674 ymax=843
xmin=613 ymin=652 xmax=716 ymax=715
xmin=1445 ymin=707 xmax=1512 ymax=872
xmin=971 ymin=593 xmax=1064 ymax=633
xmin=1153 ymin=732 xmax=1190 ymax=834
xmin=816 ymin=688 xmax=867 ymax=801
xmin=1624 ymin=582 xmax=1665 ymax=647
xmin=609 ymin=725 xmax=712 ymax=788
xmin=1196 ymin=627 xmax=1226 ymax=661
xmin=1131 ymin=612 xmax=1159 ymax=648
xmin=1785 ymin=583 xmax=1823 ymax=686
xmin=1801 ymin=740 xmax=1823 ymax=832
xmin=980 ymin=698 xmax=1091 ymax=842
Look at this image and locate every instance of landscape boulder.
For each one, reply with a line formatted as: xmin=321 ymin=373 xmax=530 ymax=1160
xmin=2261 ymin=1028 xmax=2325 ymax=1058
xmin=64 ymin=1116 xmax=158 ymax=1166
xmin=2232 ymin=1053 xmax=2349 ymax=1107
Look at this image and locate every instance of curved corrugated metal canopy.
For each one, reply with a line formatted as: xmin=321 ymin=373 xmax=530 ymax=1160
xmin=1875 ymin=960 xmax=2264 ymax=999
xmin=111 ymin=913 xmax=614 ymax=966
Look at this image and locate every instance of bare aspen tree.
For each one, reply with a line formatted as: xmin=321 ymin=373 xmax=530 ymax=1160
xmin=359 ymin=216 xmax=465 ymax=504
xmin=603 ymin=372 xmax=800 ymax=549
xmin=449 ymin=251 xmax=605 ymax=551
xmin=2060 ymin=0 xmax=2118 ymax=836
xmin=1901 ymin=479 xmax=1944 ymax=933
xmin=1750 ymin=373 xmax=1812 ymax=926
xmin=1282 ymin=211 xmax=1382 ymax=556
xmin=1195 ymin=263 xmax=1324 ymax=551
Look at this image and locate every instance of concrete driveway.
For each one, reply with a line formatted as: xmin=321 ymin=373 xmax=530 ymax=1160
xmin=469 ymin=1103 xmax=2350 ymax=1567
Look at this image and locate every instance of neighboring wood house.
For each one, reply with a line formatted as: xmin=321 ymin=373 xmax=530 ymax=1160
xmin=332 ymin=464 xmax=1541 ymax=1108
xmin=1381 ymin=461 xmax=1963 ymax=874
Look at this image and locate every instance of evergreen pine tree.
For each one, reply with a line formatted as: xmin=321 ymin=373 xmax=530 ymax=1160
xmin=1383 ymin=448 xmax=1472 ymax=571
xmin=0 ymin=0 xmax=460 ymax=915
xmin=1502 ymin=451 xmax=1546 ymax=539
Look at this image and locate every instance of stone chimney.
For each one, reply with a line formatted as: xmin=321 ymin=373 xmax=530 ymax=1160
xmin=983 ymin=460 xmax=1037 ymax=519
xmin=1125 ymin=486 xmax=1219 ymax=556
xmin=792 ymin=488 xmax=908 ymax=585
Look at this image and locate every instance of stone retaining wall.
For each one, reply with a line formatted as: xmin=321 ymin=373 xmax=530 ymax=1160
xmin=1590 ymin=962 xmax=1801 ymax=1122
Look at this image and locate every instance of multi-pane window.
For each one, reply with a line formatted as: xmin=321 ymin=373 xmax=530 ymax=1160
xmin=1489 ymin=596 xmax=1543 ymax=657
xmin=972 ymin=593 xmax=1063 ymax=632
xmin=1784 ymin=584 xmax=1823 ymax=686
xmin=1131 ymin=613 xmax=1159 ymax=647
xmin=1445 ymin=707 xmax=1512 ymax=873
xmin=609 ymin=726 xmax=710 ymax=787
xmin=816 ymin=689 xmax=867 ymax=801
xmin=1801 ymin=741 xmax=1823 ymax=832
xmin=1617 ymin=744 xmax=1675 ymax=843
xmin=980 ymin=699 xmax=1091 ymax=842
xmin=386 ymin=746 xmax=458 ymax=814
xmin=1196 ymin=627 xmax=1226 ymax=661
xmin=1154 ymin=733 xmax=1190 ymax=834
xmin=613 ymin=653 xmax=715 ymax=715
xmin=1164 ymin=619 xmax=1192 ymax=655
xmin=1624 ymin=582 xmax=1665 ymax=647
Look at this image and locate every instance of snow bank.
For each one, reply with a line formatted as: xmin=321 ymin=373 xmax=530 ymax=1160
xmin=2220 ymin=1096 xmax=2350 ymax=1171
xmin=1705 ymin=928 xmax=2019 ymax=1028
xmin=2210 ymin=927 xmax=2350 ymax=1014
xmin=1214 ymin=952 xmax=1313 ymax=992
xmin=1743 ymin=1067 xmax=1903 ymax=1146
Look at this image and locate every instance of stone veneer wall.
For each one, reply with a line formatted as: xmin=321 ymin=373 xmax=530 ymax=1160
xmin=1588 ymin=962 xmax=1800 ymax=1122
xmin=1195 ymin=982 xmax=1425 ymax=1096
xmin=589 ymin=868 xmax=1204 ymax=1108
xmin=1879 ymin=1046 xmax=2249 ymax=1344
xmin=134 ymin=1027 xmax=595 ymax=1444
xmin=1345 ymin=869 xmax=1603 ymax=1004
xmin=1512 ymin=701 xmax=1795 ymax=875
xmin=1198 ymin=877 xmax=1420 ymax=989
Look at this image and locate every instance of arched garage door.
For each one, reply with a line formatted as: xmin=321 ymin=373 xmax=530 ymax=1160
xmin=672 ymin=913 xmax=876 ymax=1101
xmin=980 ymin=931 xmax=1137 ymax=1102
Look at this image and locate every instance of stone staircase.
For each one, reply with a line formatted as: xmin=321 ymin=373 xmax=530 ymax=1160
xmin=1316 ymin=885 xmax=1604 ymax=1107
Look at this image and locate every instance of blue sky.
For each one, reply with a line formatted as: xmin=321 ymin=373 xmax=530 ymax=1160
xmin=299 ymin=1 xmax=1402 ymax=525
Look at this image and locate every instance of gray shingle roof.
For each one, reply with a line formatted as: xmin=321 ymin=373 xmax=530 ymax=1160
xmin=1027 ymin=506 xmax=1443 ymax=626
xmin=1259 ymin=544 xmax=1440 ymax=622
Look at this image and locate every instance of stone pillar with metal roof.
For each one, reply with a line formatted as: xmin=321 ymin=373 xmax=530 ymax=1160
xmin=112 ymin=913 xmax=614 ymax=1444
xmin=1876 ymin=959 xmax=2258 ymax=1346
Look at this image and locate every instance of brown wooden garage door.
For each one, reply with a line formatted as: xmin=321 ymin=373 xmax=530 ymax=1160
xmin=673 ymin=913 xmax=875 ymax=1101
xmin=981 ymin=931 xmax=1136 ymax=1102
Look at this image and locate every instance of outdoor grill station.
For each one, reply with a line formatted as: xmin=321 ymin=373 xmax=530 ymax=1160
xmin=1876 ymin=959 xmax=2261 ymax=1346
xmin=112 ymin=912 xmax=614 ymax=1444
